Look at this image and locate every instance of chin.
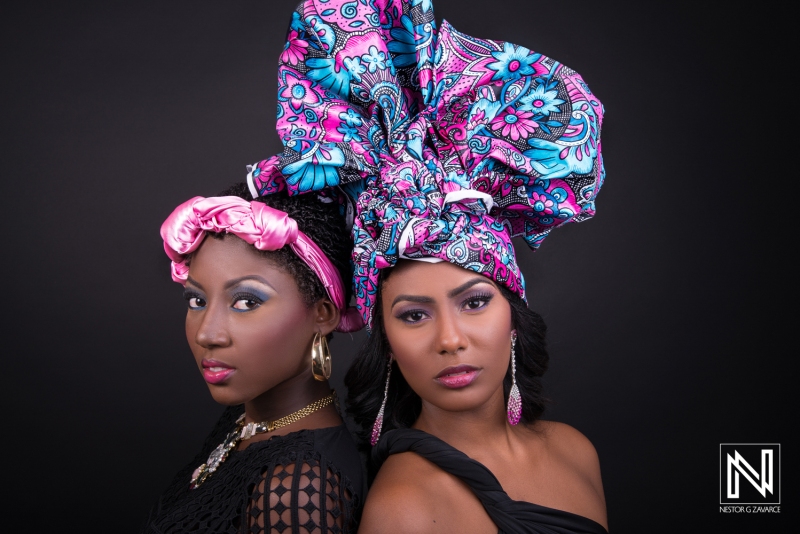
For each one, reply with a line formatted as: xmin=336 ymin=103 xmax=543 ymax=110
xmin=207 ymin=386 xmax=248 ymax=407
xmin=426 ymin=389 xmax=495 ymax=413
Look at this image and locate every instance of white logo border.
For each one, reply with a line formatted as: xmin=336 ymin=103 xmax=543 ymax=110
xmin=719 ymin=443 xmax=781 ymax=505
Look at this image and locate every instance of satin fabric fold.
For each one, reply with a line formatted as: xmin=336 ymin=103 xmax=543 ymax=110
xmin=160 ymin=195 xmax=363 ymax=333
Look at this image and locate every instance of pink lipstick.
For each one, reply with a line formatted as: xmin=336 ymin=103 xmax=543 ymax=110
xmin=201 ymin=359 xmax=236 ymax=384
xmin=435 ymin=364 xmax=481 ymax=389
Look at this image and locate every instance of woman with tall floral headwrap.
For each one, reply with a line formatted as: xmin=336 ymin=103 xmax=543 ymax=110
xmin=244 ymin=1 xmax=608 ymax=531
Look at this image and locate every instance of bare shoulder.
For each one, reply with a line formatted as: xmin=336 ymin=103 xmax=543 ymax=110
xmin=369 ymin=449 xmax=443 ymax=499
xmin=536 ymin=421 xmax=603 ymax=488
xmin=360 ymin=450 xmax=495 ymax=533
xmin=358 ymin=452 xmax=442 ymax=534
xmin=537 ymin=421 xmax=600 ymax=467
xmin=533 ymin=421 xmax=606 ymax=521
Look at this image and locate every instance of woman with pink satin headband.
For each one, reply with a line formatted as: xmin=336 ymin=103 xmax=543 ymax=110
xmin=160 ymin=194 xmax=362 ymax=332
xmin=144 ymin=183 xmax=366 ymax=533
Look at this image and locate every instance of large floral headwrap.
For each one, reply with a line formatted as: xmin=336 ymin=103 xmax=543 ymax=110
xmin=249 ymin=0 xmax=604 ymax=329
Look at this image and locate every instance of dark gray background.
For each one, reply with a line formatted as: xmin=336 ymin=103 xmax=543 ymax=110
xmin=1 ymin=1 xmax=792 ymax=531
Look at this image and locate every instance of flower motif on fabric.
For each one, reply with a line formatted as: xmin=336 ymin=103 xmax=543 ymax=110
xmin=526 ymin=183 xmax=574 ymax=226
xmin=279 ymin=71 xmax=322 ymax=112
xmin=530 ymin=191 xmax=555 ymax=216
xmin=519 ymin=82 xmax=565 ymax=117
xmin=337 ymin=124 xmax=362 ymax=142
xmin=344 ymin=56 xmax=367 ymax=83
xmin=281 ymin=30 xmax=309 ymax=65
xmin=339 ymin=109 xmax=364 ymax=128
xmin=487 ymin=42 xmax=542 ymax=81
xmin=362 ymin=45 xmax=387 ymax=73
xmin=306 ymin=57 xmax=352 ymax=97
xmin=283 ymin=142 xmax=346 ymax=192
xmin=490 ymin=108 xmax=538 ymax=141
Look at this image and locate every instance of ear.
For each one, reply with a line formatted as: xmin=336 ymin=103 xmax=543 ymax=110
xmin=312 ymin=298 xmax=341 ymax=336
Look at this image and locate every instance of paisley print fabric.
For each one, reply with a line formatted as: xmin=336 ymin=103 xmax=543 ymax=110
xmin=248 ymin=0 xmax=605 ymax=329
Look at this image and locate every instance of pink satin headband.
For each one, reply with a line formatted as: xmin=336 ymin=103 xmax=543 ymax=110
xmin=160 ymin=196 xmax=363 ymax=332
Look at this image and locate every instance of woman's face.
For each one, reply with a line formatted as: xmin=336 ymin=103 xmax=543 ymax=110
xmin=380 ymin=260 xmax=513 ymax=415
xmin=183 ymin=235 xmax=331 ymax=405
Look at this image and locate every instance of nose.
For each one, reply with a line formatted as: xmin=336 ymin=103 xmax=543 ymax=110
xmin=435 ymin=309 xmax=467 ymax=355
xmin=193 ymin=304 xmax=231 ymax=349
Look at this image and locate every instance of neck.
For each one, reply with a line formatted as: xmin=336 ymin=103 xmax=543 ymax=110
xmin=412 ymin=387 xmax=515 ymax=455
xmin=243 ymin=368 xmax=333 ymax=424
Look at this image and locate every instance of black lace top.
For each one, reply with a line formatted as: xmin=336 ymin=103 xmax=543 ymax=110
xmin=374 ymin=429 xmax=607 ymax=534
xmin=142 ymin=406 xmax=365 ymax=534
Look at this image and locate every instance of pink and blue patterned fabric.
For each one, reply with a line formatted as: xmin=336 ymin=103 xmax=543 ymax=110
xmin=249 ymin=0 xmax=604 ymax=328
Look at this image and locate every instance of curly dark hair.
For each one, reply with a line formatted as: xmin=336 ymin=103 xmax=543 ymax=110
xmin=344 ymin=275 xmax=549 ymax=463
xmin=191 ymin=181 xmax=352 ymax=311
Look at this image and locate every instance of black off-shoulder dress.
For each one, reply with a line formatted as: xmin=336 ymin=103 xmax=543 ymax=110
xmin=373 ymin=429 xmax=607 ymax=534
xmin=142 ymin=405 xmax=365 ymax=534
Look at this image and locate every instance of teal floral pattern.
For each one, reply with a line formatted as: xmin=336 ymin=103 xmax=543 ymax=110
xmin=246 ymin=0 xmax=605 ymax=328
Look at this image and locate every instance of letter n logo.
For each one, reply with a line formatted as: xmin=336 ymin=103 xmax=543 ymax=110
xmin=720 ymin=444 xmax=780 ymax=505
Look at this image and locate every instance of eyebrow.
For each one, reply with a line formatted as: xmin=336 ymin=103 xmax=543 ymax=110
xmin=390 ymin=278 xmax=493 ymax=308
xmin=391 ymin=294 xmax=434 ymax=307
xmin=185 ymin=275 xmax=275 ymax=291
xmin=224 ymin=275 xmax=275 ymax=291
xmin=447 ymin=278 xmax=493 ymax=298
xmin=185 ymin=276 xmax=204 ymax=290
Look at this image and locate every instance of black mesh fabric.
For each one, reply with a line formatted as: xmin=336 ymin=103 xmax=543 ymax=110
xmin=142 ymin=406 xmax=364 ymax=534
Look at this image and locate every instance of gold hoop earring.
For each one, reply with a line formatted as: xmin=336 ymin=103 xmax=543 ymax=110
xmin=311 ymin=332 xmax=332 ymax=381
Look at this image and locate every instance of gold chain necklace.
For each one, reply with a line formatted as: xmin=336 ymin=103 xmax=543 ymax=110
xmin=190 ymin=391 xmax=337 ymax=489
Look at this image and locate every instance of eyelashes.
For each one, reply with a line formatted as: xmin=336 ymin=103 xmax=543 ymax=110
xmin=231 ymin=291 xmax=265 ymax=311
xmin=461 ymin=292 xmax=493 ymax=311
xmin=396 ymin=308 xmax=428 ymax=323
xmin=183 ymin=290 xmax=206 ymax=310
xmin=182 ymin=289 xmax=268 ymax=311
xmin=394 ymin=292 xmax=495 ymax=323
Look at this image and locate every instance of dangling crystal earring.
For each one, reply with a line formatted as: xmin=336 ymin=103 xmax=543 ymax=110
xmin=371 ymin=354 xmax=393 ymax=446
xmin=507 ymin=331 xmax=522 ymax=425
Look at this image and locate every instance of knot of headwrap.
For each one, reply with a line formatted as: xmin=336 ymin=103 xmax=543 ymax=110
xmin=160 ymin=195 xmax=363 ymax=333
xmin=352 ymin=159 xmax=524 ymax=326
xmin=248 ymin=0 xmax=604 ymax=329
